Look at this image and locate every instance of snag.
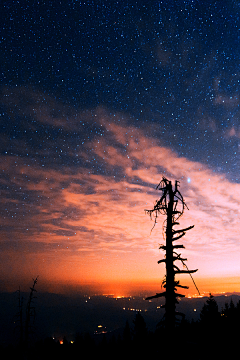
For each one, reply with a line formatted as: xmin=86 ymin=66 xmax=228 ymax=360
xmin=145 ymin=177 xmax=199 ymax=334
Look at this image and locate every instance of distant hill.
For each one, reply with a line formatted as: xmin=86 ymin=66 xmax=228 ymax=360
xmin=0 ymin=291 xmax=239 ymax=346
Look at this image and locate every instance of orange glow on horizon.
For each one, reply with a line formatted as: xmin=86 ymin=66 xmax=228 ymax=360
xmin=1 ymin=98 xmax=240 ymax=296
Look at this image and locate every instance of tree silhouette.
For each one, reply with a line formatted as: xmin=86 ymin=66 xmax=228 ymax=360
xmin=25 ymin=276 xmax=38 ymax=348
xmin=16 ymin=276 xmax=39 ymax=352
xmin=133 ymin=312 xmax=147 ymax=343
xmin=199 ymin=293 xmax=222 ymax=354
xmin=145 ymin=177 xmax=199 ymax=335
xmin=123 ymin=320 xmax=131 ymax=345
xmin=200 ymin=293 xmax=220 ymax=325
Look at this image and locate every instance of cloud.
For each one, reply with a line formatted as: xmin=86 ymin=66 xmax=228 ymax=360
xmin=2 ymin=88 xmax=240 ymax=291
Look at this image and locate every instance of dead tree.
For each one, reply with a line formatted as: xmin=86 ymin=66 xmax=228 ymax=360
xmin=145 ymin=177 xmax=199 ymax=334
xmin=15 ymin=276 xmax=39 ymax=353
xmin=25 ymin=276 xmax=38 ymax=348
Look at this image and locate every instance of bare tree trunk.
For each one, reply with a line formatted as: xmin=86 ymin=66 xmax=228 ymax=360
xmin=165 ymin=181 xmax=175 ymax=335
xmin=145 ymin=177 xmax=199 ymax=337
xmin=25 ymin=276 xmax=38 ymax=349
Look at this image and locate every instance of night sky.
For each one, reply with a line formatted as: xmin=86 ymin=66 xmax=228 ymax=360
xmin=1 ymin=0 xmax=240 ymax=296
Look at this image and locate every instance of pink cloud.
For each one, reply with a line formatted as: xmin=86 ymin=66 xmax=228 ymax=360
xmin=2 ymin=90 xmax=240 ymax=293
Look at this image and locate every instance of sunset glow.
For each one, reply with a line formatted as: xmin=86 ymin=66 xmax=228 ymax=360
xmin=2 ymin=1 xmax=240 ymax=298
xmin=1 ymin=98 xmax=240 ymax=296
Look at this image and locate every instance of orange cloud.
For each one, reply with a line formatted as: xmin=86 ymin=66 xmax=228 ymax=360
xmin=2 ymin=91 xmax=240 ymax=295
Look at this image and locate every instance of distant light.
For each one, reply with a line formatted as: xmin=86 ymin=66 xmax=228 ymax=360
xmin=187 ymin=177 xmax=191 ymax=183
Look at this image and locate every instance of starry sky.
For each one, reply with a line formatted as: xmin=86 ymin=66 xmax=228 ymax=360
xmin=1 ymin=0 xmax=240 ymax=296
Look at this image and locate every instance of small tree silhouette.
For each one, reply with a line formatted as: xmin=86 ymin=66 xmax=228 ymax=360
xmin=200 ymin=293 xmax=220 ymax=324
xmin=145 ymin=177 xmax=199 ymax=335
xmin=25 ymin=276 xmax=38 ymax=348
xmin=123 ymin=320 xmax=132 ymax=345
xmin=133 ymin=312 xmax=147 ymax=343
xmin=16 ymin=276 xmax=39 ymax=350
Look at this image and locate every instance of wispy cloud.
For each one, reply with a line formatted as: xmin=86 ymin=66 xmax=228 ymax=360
xmin=1 ymin=88 xmax=240 ymax=292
